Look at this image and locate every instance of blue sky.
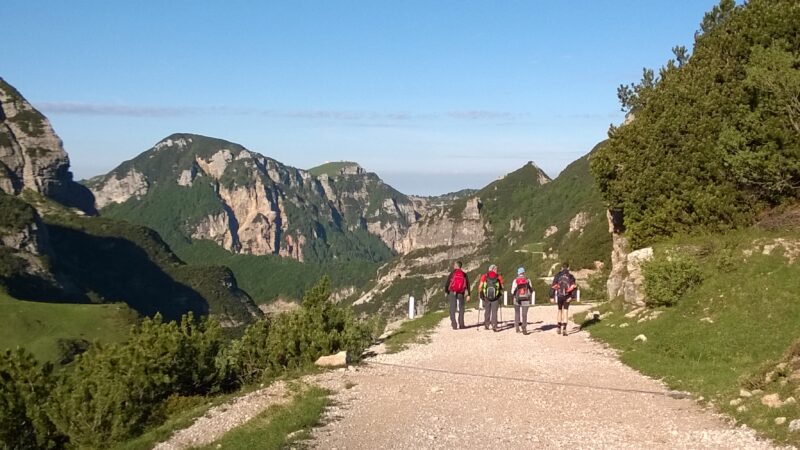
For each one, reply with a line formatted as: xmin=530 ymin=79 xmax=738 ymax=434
xmin=4 ymin=1 xmax=719 ymax=195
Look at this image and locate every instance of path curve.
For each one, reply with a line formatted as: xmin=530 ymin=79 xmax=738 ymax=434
xmin=310 ymin=305 xmax=781 ymax=449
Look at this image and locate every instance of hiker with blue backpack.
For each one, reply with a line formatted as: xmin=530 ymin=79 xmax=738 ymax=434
xmin=478 ymin=264 xmax=505 ymax=331
xmin=550 ymin=262 xmax=578 ymax=336
xmin=444 ymin=261 xmax=471 ymax=330
xmin=511 ymin=267 xmax=534 ymax=334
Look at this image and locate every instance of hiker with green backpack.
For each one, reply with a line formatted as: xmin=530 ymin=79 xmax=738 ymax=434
xmin=478 ymin=264 xmax=505 ymax=331
xmin=511 ymin=267 xmax=534 ymax=334
xmin=550 ymin=262 xmax=578 ymax=336
xmin=444 ymin=261 xmax=471 ymax=330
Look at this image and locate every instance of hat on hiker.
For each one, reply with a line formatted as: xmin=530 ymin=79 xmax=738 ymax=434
xmin=517 ymin=267 xmax=525 ymax=275
xmin=488 ymin=264 xmax=497 ymax=272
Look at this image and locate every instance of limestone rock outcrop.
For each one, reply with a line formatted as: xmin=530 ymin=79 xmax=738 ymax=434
xmin=397 ymin=198 xmax=487 ymax=254
xmin=0 ymin=78 xmax=95 ymax=214
xmin=606 ymin=210 xmax=652 ymax=305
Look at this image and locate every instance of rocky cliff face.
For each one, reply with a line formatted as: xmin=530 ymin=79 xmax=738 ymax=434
xmin=88 ymin=134 xmax=426 ymax=262
xmin=606 ymin=210 xmax=652 ymax=306
xmin=0 ymin=78 xmax=95 ymax=214
xmin=397 ymin=197 xmax=488 ymax=254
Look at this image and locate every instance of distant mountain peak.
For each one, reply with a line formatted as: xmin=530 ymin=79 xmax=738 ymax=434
xmin=0 ymin=77 xmax=96 ymax=214
xmin=308 ymin=161 xmax=365 ymax=177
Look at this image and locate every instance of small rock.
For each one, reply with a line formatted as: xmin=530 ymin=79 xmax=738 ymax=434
xmin=729 ymin=398 xmax=743 ymax=406
xmin=752 ymin=389 xmax=764 ymax=395
xmin=775 ymin=417 xmax=787 ymax=425
xmin=430 ymin=386 xmax=443 ymax=394
xmin=700 ymin=317 xmax=714 ymax=324
xmin=739 ymin=389 xmax=752 ymax=398
xmin=315 ymin=351 xmax=350 ymax=367
xmin=765 ymin=371 xmax=776 ymax=383
xmin=736 ymin=405 xmax=747 ymax=412
xmin=634 ymin=334 xmax=647 ymax=343
xmin=625 ymin=307 xmax=645 ymax=318
xmin=783 ymin=396 xmax=796 ymax=406
xmin=761 ymin=393 xmax=782 ymax=408
xmin=619 ymin=323 xmax=629 ymax=328
xmin=790 ymin=419 xmax=800 ymax=433
xmin=777 ymin=362 xmax=788 ymax=371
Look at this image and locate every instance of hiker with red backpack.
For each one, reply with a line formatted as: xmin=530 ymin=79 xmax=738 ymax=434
xmin=550 ymin=262 xmax=578 ymax=336
xmin=511 ymin=267 xmax=534 ymax=334
xmin=444 ymin=261 xmax=471 ymax=330
xmin=478 ymin=264 xmax=505 ymax=331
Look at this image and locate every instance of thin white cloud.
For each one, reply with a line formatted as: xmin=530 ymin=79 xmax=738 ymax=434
xmin=446 ymin=110 xmax=528 ymax=120
xmin=35 ymin=101 xmax=525 ymax=122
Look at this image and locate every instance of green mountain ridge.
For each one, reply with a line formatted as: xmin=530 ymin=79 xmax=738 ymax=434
xmin=349 ymin=146 xmax=611 ymax=317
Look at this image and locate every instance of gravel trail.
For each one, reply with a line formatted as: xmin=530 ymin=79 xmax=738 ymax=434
xmin=309 ymin=305 xmax=782 ymax=449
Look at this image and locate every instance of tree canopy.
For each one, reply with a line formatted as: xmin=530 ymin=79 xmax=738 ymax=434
xmin=591 ymin=0 xmax=800 ymax=247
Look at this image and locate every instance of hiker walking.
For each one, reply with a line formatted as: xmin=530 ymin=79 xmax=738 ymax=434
xmin=550 ymin=262 xmax=578 ymax=336
xmin=478 ymin=264 xmax=504 ymax=331
xmin=444 ymin=261 xmax=470 ymax=330
xmin=511 ymin=267 xmax=534 ymax=334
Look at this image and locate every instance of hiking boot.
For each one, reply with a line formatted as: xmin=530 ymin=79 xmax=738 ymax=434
xmin=484 ymin=324 xmax=489 ymax=330
xmin=522 ymin=328 xmax=528 ymax=335
xmin=562 ymin=327 xmax=568 ymax=336
xmin=556 ymin=327 xmax=561 ymax=335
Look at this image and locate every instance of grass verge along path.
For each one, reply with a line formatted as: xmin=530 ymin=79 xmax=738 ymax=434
xmin=198 ymin=385 xmax=330 ymax=450
xmin=383 ymin=310 xmax=448 ymax=354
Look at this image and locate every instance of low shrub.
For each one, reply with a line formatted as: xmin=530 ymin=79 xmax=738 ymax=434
xmin=642 ymin=253 xmax=702 ymax=307
xmin=48 ymin=313 xmax=226 ymax=447
xmin=0 ymin=348 xmax=64 ymax=449
xmin=223 ymin=278 xmax=374 ymax=384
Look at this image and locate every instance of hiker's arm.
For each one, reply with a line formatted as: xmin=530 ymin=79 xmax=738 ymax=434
xmin=465 ymin=273 xmax=471 ymax=296
xmin=444 ymin=272 xmax=452 ymax=294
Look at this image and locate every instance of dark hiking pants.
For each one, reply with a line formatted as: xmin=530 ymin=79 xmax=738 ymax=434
xmin=449 ymin=293 xmax=465 ymax=329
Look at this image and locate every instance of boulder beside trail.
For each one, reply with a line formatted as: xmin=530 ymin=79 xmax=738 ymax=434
xmin=315 ymin=351 xmax=350 ymax=367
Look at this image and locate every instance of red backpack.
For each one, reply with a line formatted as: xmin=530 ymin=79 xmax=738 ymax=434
xmin=514 ymin=276 xmax=531 ymax=300
xmin=449 ymin=269 xmax=467 ymax=294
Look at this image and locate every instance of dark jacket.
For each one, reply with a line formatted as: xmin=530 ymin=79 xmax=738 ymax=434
xmin=550 ymin=270 xmax=577 ymax=300
xmin=444 ymin=269 xmax=471 ymax=295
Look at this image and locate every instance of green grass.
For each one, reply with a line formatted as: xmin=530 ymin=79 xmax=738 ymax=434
xmin=582 ymin=228 xmax=800 ymax=446
xmin=0 ymin=291 xmax=136 ymax=362
xmin=197 ymin=385 xmax=330 ymax=450
xmin=384 ymin=310 xmax=448 ymax=353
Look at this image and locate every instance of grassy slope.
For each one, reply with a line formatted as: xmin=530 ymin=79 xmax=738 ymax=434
xmin=481 ymin=147 xmax=610 ymax=276
xmin=0 ymin=291 xmax=135 ymax=362
xmin=198 ymin=386 xmax=330 ymax=450
xmin=582 ymin=229 xmax=800 ymax=446
xmin=175 ymin=240 xmax=380 ymax=304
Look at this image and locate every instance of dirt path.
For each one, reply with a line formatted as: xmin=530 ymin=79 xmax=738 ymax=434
xmin=310 ymin=305 xmax=781 ymax=449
